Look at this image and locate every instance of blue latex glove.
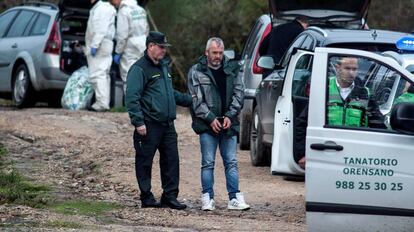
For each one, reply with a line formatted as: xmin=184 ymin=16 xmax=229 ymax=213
xmin=114 ymin=53 xmax=121 ymax=64
xmin=90 ymin=47 xmax=97 ymax=57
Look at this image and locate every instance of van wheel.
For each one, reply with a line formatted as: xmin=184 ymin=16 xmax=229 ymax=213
xmin=239 ymin=116 xmax=251 ymax=150
xmin=250 ymin=107 xmax=269 ymax=166
xmin=12 ymin=64 xmax=36 ymax=108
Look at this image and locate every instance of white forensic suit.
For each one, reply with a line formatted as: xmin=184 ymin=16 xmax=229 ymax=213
xmin=115 ymin=0 xmax=149 ymax=89
xmin=85 ymin=0 xmax=116 ymax=111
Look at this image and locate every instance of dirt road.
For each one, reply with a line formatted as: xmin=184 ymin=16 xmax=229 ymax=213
xmin=0 ymin=106 xmax=305 ymax=231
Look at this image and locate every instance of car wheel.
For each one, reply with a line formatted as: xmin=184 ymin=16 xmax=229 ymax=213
xmin=250 ymin=107 xmax=269 ymax=166
xmin=239 ymin=115 xmax=251 ymax=150
xmin=12 ymin=64 xmax=36 ymax=108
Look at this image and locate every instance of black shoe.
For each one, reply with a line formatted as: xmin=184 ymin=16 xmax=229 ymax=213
xmin=161 ymin=198 xmax=187 ymax=210
xmin=141 ymin=198 xmax=161 ymax=208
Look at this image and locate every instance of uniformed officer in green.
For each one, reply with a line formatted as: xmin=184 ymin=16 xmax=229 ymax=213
xmin=394 ymin=83 xmax=414 ymax=105
xmin=327 ymin=57 xmax=385 ymax=128
xmin=125 ymin=31 xmax=191 ymax=210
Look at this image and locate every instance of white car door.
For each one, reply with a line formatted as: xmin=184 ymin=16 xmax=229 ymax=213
xmin=271 ymin=49 xmax=313 ymax=176
xmin=306 ymin=47 xmax=414 ymax=232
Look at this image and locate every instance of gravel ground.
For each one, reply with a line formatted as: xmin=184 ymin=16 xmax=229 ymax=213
xmin=0 ymin=106 xmax=306 ymax=231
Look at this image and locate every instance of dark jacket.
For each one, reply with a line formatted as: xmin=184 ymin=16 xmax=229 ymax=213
xmin=187 ymin=56 xmax=244 ymax=135
xmin=259 ymin=20 xmax=305 ymax=65
xmin=125 ymin=52 xmax=191 ymax=127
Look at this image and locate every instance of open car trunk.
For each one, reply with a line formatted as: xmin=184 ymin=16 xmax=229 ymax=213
xmin=59 ymin=15 xmax=88 ymax=74
xmin=58 ymin=0 xmax=90 ymax=74
xmin=269 ymin=0 xmax=370 ymax=28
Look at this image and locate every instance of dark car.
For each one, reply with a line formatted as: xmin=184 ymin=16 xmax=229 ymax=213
xmin=238 ymin=0 xmax=371 ymax=150
xmin=250 ymin=27 xmax=411 ymax=171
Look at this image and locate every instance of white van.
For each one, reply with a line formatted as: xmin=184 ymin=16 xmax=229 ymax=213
xmin=259 ymin=46 xmax=414 ymax=231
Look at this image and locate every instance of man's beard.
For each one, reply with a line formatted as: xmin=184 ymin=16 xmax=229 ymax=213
xmin=209 ymin=59 xmax=222 ymax=68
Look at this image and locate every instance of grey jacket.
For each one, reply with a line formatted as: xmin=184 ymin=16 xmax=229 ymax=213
xmin=187 ymin=55 xmax=244 ymax=135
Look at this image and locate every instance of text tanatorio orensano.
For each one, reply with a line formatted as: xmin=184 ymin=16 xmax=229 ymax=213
xmin=344 ymin=157 xmax=398 ymax=167
xmin=343 ymin=157 xmax=397 ymax=177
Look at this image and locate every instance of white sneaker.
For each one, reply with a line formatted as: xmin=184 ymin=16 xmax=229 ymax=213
xmin=227 ymin=192 xmax=250 ymax=210
xmin=201 ymin=193 xmax=215 ymax=211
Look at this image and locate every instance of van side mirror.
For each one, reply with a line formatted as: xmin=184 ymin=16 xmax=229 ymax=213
xmin=390 ymin=103 xmax=414 ymax=135
xmin=224 ymin=50 xmax=235 ymax=60
xmin=257 ymin=56 xmax=275 ymax=70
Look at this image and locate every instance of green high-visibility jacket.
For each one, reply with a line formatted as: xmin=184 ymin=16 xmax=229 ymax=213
xmin=394 ymin=92 xmax=414 ymax=105
xmin=327 ymin=76 xmax=369 ymax=127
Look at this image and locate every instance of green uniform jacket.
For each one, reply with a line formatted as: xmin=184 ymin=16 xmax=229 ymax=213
xmin=394 ymin=85 xmax=414 ymax=105
xmin=327 ymin=76 xmax=385 ymax=128
xmin=187 ymin=55 xmax=244 ymax=136
xmin=125 ymin=52 xmax=192 ymax=127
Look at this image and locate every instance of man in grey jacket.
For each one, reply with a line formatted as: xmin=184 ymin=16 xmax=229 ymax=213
xmin=187 ymin=37 xmax=250 ymax=211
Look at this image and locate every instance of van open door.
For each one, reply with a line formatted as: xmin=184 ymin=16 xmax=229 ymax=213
xmin=306 ymin=47 xmax=414 ymax=231
xmin=271 ymin=48 xmax=313 ymax=176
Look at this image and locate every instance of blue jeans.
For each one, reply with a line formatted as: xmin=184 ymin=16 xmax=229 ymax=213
xmin=200 ymin=132 xmax=239 ymax=200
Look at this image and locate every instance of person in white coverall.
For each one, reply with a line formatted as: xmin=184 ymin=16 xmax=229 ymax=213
xmin=110 ymin=0 xmax=149 ymax=92
xmin=85 ymin=0 xmax=116 ymax=111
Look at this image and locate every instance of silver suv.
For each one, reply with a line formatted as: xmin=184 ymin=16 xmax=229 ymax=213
xmin=238 ymin=0 xmax=371 ymax=150
xmin=0 ymin=1 xmax=125 ymax=108
xmin=0 ymin=1 xmax=92 ymax=108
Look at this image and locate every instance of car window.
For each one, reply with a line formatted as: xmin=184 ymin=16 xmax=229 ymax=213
xmin=0 ymin=10 xmax=19 ymax=38
xmin=30 ymin=13 xmax=51 ymax=36
xmin=241 ymin=19 xmax=263 ymax=60
xmin=292 ymin=54 xmax=313 ymax=97
xmin=301 ymin=36 xmax=315 ymax=50
xmin=281 ymin=34 xmax=307 ymax=68
xmin=325 ymin=55 xmax=408 ymax=131
xmin=23 ymin=13 xmax=39 ymax=36
xmin=6 ymin=10 xmax=36 ymax=38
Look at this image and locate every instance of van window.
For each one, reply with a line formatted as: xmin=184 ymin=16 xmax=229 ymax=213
xmin=325 ymin=55 xmax=407 ymax=131
xmin=292 ymin=54 xmax=313 ymax=97
xmin=30 ymin=14 xmax=51 ymax=36
xmin=6 ymin=10 xmax=36 ymax=38
xmin=0 ymin=10 xmax=19 ymax=37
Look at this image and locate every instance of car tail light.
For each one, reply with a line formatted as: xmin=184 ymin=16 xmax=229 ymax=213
xmin=44 ymin=22 xmax=61 ymax=55
xmin=253 ymin=23 xmax=272 ymax=74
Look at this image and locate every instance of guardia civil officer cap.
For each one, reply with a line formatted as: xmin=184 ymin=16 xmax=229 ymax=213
xmin=146 ymin=31 xmax=172 ymax=47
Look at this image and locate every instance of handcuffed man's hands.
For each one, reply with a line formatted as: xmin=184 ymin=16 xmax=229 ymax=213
xmin=136 ymin=125 xmax=147 ymax=136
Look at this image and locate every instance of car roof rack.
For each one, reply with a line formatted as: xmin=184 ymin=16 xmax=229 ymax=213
xmin=20 ymin=1 xmax=58 ymax=10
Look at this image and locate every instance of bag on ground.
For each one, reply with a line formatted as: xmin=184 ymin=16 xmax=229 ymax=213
xmin=61 ymin=66 xmax=94 ymax=110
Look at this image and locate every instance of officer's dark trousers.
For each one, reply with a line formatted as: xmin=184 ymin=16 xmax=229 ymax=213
xmin=133 ymin=120 xmax=180 ymax=201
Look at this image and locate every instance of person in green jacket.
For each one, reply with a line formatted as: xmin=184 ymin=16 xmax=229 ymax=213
xmin=394 ymin=83 xmax=414 ymax=105
xmin=327 ymin=56 xmax=385 ymax=129
xmin=125 ymin=31 xmax=191 ymax=210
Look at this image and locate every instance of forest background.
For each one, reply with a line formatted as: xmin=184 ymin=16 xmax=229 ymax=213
xmin=1 ymin=0 xmax=413 ymax=89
